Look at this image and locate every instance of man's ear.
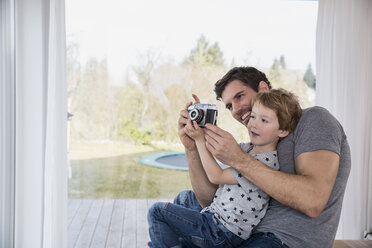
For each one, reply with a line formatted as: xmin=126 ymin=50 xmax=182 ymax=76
xmin=258 ymin=81 xmax=270 ymax=92
xmin=278 ymin=130 xmax=289 ymax=138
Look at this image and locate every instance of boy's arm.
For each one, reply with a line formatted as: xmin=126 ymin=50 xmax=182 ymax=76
xmin=195 ymin=140 xmax=237 ymax=185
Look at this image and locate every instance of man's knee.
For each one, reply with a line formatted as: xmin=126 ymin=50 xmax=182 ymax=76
xmin=148 ymin=202 xmax=168 ymax=221
xmin=173 ymin=190 xmax=202 ymax=212
xmin=173 ymin=190 xmax=194 ymax=205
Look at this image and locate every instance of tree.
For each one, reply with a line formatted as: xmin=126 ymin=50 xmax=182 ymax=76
xmin=269 ymin=57 xmax=281 ymax=83
xmin=279 ymin=55 xmax=287 ymax=69
xmin=271 ymin=58 xmax=279 ymax=70
xmin=132 ymin=49 xmax=162 ymax=128
xmin=271 ymin=55 xmax=286 ymax=70
xmin=69 ymin=58 xmax=114 ymax=140
xmin=303 ymin=64 xmax=316 ymax=89
xmin=184 ymin=35 xmax=225 ymax=67
xmin=67 ymin=42 xmax=81 ymax=99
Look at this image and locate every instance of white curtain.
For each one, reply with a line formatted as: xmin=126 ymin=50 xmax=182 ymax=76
xmin=316 ymin=0 xmax=372 ymax=239
xmin=15 ymin=0 xmax=67 ymax=247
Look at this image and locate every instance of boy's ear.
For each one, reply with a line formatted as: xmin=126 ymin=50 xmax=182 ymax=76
xmin=278 ymin=130 xmax=289 ymax=138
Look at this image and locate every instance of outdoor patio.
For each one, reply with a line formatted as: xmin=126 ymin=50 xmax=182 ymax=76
xmin=69 ymin=199 xmax=372 ymax=248
xmin=68 ymin=198 xmax=171 ymax=248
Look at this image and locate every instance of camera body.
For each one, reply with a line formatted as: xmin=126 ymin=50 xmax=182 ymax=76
xmin=188 ymin=104 xmax=218 ymax=127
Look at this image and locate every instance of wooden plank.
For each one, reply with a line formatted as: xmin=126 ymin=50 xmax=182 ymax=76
xmin=67 ymin=198 xmax=175 ymax=248
xmin=73 ymin=200 xmax=103 ymax=248
xmin=344 ymin=240 xmax=372 ymax=248
xmin=121 ymin=199 xmax=137 ymax=248
xmin=333 ymin=240 xmax=351 ymax=248
xmin=333 ymin=240 xmax=372 ymax=248
xmin=136 ymin=199 xmax=150 ymax=248
xmin=106 ymin=199 xmax=126 ymax=248
xmin=90 ymin=199 xmax=115 ymax=248
xmin=68 ymin=199 xmax=81 ymax=228
xmin=68 ymin=199 xmax=93 ymax=248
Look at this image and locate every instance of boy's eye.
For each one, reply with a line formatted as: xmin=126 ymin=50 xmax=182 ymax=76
xmin=262 ymin=118 xmax=268 ymax=123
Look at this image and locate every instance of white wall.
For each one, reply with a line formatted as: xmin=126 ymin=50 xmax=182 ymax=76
xmin=316 ymin=0 xmax=372 ymax=239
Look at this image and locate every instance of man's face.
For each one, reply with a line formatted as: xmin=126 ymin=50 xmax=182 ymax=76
xmin=221 ymin=80 xmax=259 ymax=126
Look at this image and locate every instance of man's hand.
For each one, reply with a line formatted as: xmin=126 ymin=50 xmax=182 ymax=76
xmin=178 ymin=94 xmax=200 ymax=151
xmin=204 ymin=123 xmax=244 ymax=166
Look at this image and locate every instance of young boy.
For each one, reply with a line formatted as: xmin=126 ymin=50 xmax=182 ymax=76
xmin=147 ymin=89 xmax=302 ymax=248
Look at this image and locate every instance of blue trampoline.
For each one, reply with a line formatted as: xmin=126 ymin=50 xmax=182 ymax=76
xmin=140 ymin=152 xmax=229 ymax=171
xmin=140 ymin=152 xmax=189 ymax=171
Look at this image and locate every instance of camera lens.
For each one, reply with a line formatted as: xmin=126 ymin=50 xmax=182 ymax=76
xmin=189 ymin=109 xmax=203 ymax=123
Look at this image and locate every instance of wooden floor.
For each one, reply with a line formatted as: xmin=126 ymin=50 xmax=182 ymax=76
xmin=69 ymin=199 xmax=372 ymax=248
xmin=68 ymin=198 xmax=171 ymax=248
xmin=333 ymin=240 xmax=372 ymax=248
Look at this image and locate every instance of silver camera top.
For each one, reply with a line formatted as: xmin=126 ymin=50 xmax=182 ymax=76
xmin=188 ymin=104 xmax=218 ymax=127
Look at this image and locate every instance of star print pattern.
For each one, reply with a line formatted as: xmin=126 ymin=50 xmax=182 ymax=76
xmin=202 ymin=142 xmax=279 ymax=240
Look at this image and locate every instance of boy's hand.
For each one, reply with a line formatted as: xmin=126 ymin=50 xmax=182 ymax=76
xmin=184 ymin=119 xmax=205 ymax=143
xmin=204 ymin=123 xmax=242 ymax=165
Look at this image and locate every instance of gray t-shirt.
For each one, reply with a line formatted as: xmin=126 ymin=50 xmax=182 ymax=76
xmin=203 ymin=143 xmax=279 ymax=240
xmin=254 ymin=106 xmax=351 ymax=248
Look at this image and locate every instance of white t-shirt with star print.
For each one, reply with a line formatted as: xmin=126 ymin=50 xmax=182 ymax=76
xmin=202 ymin=142 xmax=279 ymax=240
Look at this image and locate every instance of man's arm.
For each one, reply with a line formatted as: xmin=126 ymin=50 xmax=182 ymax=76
xmin=204 ymin=124 xmax=339 ymax=218
xmin=178 ymin=97 xmax=218 ymax=207
xmin=184 ymin=149 xmax=218 ymax=207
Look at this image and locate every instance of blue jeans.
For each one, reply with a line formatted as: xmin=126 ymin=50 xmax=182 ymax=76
xmin=147 ymin=190 xmax=244 ymax=248
xmin=239 ymin=232 xmax=290 ymax=248
xmin=149 ymin=190 xmax=289 ymax=248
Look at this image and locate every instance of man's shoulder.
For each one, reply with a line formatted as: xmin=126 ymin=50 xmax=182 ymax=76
xmin=299 ymin=106 xmax=339 ymax=127
xmin=292 ymin=105 xmax=346 ymax=147
xmin=302 ymin=106 xmax=332 ymax=118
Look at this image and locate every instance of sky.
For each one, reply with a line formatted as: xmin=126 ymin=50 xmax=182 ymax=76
xmin=66 ymin=0 xmax=318 ymax=85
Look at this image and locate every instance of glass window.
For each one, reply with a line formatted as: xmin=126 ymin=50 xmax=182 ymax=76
xmin=66 ymin=1 xmax=318 ymax=246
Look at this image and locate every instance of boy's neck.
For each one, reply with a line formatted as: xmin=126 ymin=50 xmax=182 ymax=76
xmin=250 ymin=142 xmax=278 ymax=154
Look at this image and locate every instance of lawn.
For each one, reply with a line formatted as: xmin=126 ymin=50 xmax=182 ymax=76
xmin=68 ymin=141 xmax=192 ymax=199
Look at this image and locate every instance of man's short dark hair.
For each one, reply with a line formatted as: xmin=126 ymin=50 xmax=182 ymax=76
xmin=214 ymin=66 xmax=272 ymax=100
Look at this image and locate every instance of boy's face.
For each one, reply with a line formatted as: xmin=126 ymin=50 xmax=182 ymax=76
xmin=247 ymin=102 xmax=288 ymax=148
xmin=221 ymin=80 xmax=258 ymax=126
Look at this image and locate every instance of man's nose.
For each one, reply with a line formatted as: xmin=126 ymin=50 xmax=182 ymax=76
xmin=232 ymin=102 xmax=241 ymax=115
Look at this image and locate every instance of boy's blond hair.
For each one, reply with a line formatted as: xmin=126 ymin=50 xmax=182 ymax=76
xmin=251 ymin=89 xmax=302 ymax=133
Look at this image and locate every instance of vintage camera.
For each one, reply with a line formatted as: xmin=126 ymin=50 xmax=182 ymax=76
xmin=188 ymin=104 xmax=218 ymax=127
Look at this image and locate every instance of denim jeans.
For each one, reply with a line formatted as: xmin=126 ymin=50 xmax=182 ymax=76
xmin=238 ymin=232 xmax=290 ymax=248
xmin=148 ymin=190 xmax=288 ymax=248
xmin=147 ymin=190 xmax=245 ymax=248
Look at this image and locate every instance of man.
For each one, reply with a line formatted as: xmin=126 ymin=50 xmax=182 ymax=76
xmin=177 ymin=66 xmax=351 ymax=247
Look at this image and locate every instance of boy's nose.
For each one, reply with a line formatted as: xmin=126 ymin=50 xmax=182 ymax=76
xmin=250 ymin=118 xmax=258 ymax=128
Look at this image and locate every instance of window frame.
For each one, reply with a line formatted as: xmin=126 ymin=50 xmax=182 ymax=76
xmin=0 ymin=0 xmax=16 ymax=246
